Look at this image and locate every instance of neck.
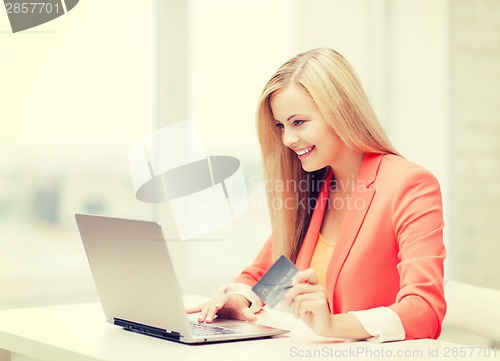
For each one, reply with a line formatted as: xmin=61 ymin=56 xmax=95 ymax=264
xmin=329 ymin=151 xmax=364 ymax=193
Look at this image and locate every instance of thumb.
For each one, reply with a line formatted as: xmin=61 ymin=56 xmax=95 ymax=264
xmin=239 ymin=307 xmax=257 ymax=322
xmin=293 ymin=268 xmax=318 ymax=285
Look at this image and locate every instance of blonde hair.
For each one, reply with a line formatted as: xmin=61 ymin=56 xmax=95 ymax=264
xmin=256 ymin=48 xmax=398 ymax=261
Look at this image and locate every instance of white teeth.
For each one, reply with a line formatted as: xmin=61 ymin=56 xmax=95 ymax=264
xmin=296 ymin=147 xmax=313 ymax=156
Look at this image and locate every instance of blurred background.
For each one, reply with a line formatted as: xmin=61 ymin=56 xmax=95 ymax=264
xmin=0 ymin=0 xmax=498 ymax=347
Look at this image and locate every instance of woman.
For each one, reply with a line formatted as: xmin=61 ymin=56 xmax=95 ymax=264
xmin=187 ymin=48 xmax=446 ymax=342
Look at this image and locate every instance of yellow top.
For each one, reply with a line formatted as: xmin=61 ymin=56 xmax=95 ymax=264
xmin=309 ymin=233 xmax=335 ymax=288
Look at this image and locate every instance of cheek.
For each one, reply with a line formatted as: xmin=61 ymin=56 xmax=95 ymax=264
xmin=331 ymin=139 xmax=344 ymax=153
xmin=324 ymin=140 xmax=346 ymax=164
xmin=321 ymin=130 xmax=342 ymax=153
xmin=321 ymin=142 xmax=342 ymax=161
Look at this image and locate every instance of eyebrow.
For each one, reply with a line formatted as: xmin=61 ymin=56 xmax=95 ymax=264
xmin=286 ymin=114 xmax=302 ymax=121
xmin=274 ymin=114 xmax=304 ymax=123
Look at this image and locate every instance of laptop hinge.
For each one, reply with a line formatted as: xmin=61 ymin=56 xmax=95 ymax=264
xmin=114 ymin=318 xmax=181 ymax=341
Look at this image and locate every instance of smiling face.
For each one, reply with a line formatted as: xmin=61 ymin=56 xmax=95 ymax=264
xmin=270 ymin=84 xmax=346 ymax=172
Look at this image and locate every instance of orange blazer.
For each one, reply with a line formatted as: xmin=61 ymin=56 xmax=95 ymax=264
xmin=235 ymin=153 xmax=447 ymax=340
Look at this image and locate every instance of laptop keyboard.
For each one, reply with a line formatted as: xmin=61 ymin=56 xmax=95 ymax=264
xmin=190 ymin=321 xmax=240 ymax=336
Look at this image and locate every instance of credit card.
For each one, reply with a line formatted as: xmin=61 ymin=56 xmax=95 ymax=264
xmin=252 ymin=255 xmax=299 ymax=308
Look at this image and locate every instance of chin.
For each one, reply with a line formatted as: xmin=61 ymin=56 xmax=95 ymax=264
xmin=300 ymin=163 xmax=322 ymax=173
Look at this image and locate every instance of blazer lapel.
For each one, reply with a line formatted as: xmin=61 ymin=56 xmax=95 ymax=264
xmin=325 ymin=153 xmax=384 ymax=312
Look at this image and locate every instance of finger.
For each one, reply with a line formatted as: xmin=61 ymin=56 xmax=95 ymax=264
xmin=297 ymin=299 xmax=330 ymax=320
xmin=292 ymin=293 xmax=327 ymax=318
xmin=204 ymin=301 xmax=224 ymax=323
xmin=203 ymin=294 xmax=228 ymax=323
xmin=196 ymin=303 xmax=210 ymax=322
xmin=283 ymin=287 xmax=299 ymax=306
xmin=293 ymin=268 xmax=318 ymax=285
xmin=283 ymin=282 xmax=325 ymax=306
xmin=292 ymin=294 xmax=306 ymax=318
xmin=186 ymin=303 xmax=203 ymax=314
xmin=291 ymin=293 xmax=311 ymax=318
xmin=193 ymin=294 xmax=227 ymax=322
xmin=196 ymin=301 xmax=218 ymax=322
xmin=239 ymin=308 xmax=257 ymax=322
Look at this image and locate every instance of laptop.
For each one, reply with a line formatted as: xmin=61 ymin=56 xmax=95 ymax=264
xmin=75 ymin=213 xmax=289 ymax=344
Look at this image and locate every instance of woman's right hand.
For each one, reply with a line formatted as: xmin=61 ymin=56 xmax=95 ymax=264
xmin=186 ymin=293 xmax=258 ymax=323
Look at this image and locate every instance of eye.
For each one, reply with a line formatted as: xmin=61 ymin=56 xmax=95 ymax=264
xmin=293 ymin=120 xmax=305 ymax=126
xmin=275 ymin=122 xmax=284 ymax=129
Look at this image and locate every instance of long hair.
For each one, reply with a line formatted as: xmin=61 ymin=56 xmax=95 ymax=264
xmin=256 ymin=48 xmax=398 ymax=262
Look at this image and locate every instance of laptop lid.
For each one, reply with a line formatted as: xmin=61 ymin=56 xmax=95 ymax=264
xmin=75 ymin=213 xmax=289 ymax=343
xmin=75 ymin=213 xmax=193 ymax=338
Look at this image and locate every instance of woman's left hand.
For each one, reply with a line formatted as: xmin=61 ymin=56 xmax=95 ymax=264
xmin=283 ymin=268 xmax=335 ymax=337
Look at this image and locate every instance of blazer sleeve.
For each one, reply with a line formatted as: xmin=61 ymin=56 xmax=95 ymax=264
xmin=234 ymin=236 xmax=274 ymax=286
xmin=389 ymin=166 xmax=447 ymax=340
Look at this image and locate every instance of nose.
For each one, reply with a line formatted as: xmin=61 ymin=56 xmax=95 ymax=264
xmin=282 ymin=127 xmax=299 ymax=148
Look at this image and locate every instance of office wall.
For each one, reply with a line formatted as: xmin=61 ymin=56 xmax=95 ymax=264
xmin=448 ymin=0 xmax=500 ymax=289
xmin=382 ymin=0 xmax=452 ymax=278
xmin=0 ymin=0 xmax=157 ymax=308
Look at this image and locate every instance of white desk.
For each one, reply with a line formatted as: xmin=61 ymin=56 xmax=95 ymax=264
xmin=0 ymin=298 xmax=497 ymax=361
